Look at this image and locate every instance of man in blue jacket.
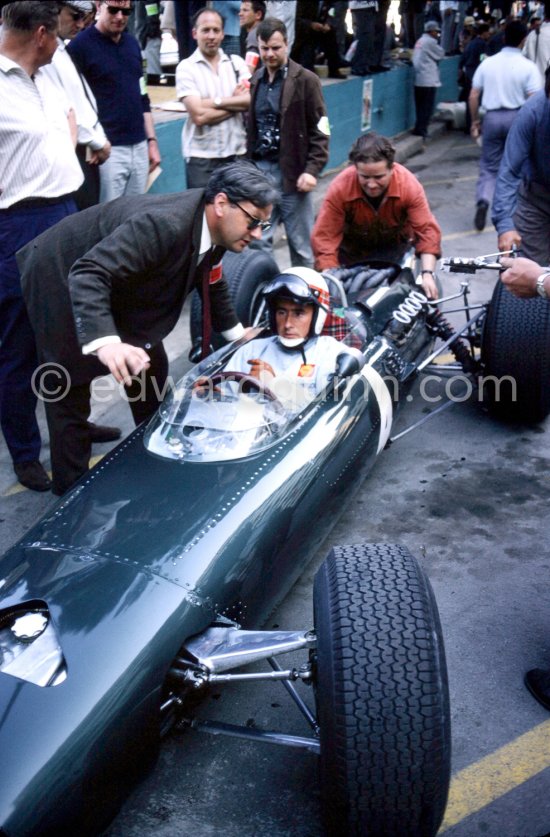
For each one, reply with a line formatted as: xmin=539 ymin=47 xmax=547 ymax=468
xmin=68 ymin=0 xmax=161 ymax=202
xmin=492 ymin=67 xmax=550 ymax=264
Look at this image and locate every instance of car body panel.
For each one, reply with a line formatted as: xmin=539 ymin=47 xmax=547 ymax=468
xmin=0 ymin=267 xmax=432 ymax=836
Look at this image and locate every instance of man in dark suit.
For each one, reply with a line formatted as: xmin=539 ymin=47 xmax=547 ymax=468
xmin=18 ymin=160 xmax=277 ymax=496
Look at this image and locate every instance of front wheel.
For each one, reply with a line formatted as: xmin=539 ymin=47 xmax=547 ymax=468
xmin=313 ymin=543 xmax=451 ymax=837
xmin=481 ymin=279 xmax=550 ymax=423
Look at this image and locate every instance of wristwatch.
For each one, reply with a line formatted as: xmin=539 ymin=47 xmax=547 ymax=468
xmin=536 ymin=271 xmax=550 ymax=299
xmin=213 ymin=97 xmax=222 ymax=107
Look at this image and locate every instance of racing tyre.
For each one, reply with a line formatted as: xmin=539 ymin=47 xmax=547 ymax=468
xmin=190 ymin=248 xmax=279 ymax=349
xmin=313 ymin=543 xmax=450 ymax=837
xmin=481 ymin=279 xmax=550 ymax=422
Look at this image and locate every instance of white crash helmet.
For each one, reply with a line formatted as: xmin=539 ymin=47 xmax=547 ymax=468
xmin=262 ymin=267 xmax=330 ymax=347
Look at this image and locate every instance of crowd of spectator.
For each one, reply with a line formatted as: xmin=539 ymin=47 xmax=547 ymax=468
xmin=0 ymin=0 xmax=548 ymax=498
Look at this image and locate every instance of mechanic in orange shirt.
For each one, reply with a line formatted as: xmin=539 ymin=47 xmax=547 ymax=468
xmin=311 ymin=132 xmax=442 ymax=299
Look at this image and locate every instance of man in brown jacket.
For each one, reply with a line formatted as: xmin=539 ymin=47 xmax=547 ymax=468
xmin=247 ymin=16 xmax=330 ymax=267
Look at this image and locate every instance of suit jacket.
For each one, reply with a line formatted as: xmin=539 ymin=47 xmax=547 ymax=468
xmin=247 ymin=59 xmax=329 ymax=193
xmin=17 ymin=190 xmax=237 ymax=385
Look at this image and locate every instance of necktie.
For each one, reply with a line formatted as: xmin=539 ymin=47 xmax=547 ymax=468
xmin=199 ymin=246 xmax=224 ymax=359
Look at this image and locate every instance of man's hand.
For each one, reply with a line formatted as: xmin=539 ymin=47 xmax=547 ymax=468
xmin=421 ymin=273 xmax=439 ymax=300
xmin=148 ymin=139 xmax=161 ymax=173
xmin=193 ymin=375 xmax=219 ymax=397
xmin=247 ymin=358 xmax=275 ymax=380
xmin=97 ymin=343 xmax=151 ymax=383
xmin=233 ymin=80 xmax=250 ymax=95
xmin=89 ymin=141 xmax=112 ymax=165
xmin=500 ymin=256 xmax=542 ymax=298
xmin=296 ymin=172 xmax=317 ymax=193
xmin=498 ymin=230 xmax=521 ymax=253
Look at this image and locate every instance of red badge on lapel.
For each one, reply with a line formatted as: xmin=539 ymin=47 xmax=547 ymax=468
xmin=209 ymin=261 xmax=223 ymax=284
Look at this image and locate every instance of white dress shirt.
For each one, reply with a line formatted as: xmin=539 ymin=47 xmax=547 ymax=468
xmin=43 ymin=38 xmax=108 ymax=151
xmin=0 ymin=54 xmax=82 ymax=208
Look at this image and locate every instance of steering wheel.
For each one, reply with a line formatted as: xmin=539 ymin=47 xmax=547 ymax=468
xmin=209 ymin=370 xmax=281 ymax=404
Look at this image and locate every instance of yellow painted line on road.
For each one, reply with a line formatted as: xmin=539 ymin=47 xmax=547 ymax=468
xmin=440 ymin=718 xmax=550 ymax=832
xmin=2 ymin=455 xmax=105 ymax=497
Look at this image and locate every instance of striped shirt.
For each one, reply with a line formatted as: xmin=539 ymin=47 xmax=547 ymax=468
xmin=175 ymin=48 xmax=249 ymax=160
xmin=0 ymin=54 xmax=82 ymax=209
xmin=42 ymin=39 xmax=108 ymax=151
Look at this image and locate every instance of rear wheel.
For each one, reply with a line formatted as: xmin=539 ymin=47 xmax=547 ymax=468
xmin=313 ymin=543 xmax=451 ymax=837
xmin=190 ymin=249 xmax=279 ymax=349
xmin=481 ymin=279 xmax=550 ymax=422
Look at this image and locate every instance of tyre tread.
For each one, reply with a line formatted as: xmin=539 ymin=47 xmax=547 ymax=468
xmin=481 ymin=280 xmax=550 ymax=422
xmin=314 ymin=543 xmax=450 ymax=837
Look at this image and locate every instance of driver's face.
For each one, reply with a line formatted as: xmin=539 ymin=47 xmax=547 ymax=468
xmin=275 ymin=299 xmax=314 ymax=340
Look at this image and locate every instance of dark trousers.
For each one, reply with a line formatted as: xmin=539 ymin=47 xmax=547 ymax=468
xmin=350 ymin=7 xmax=377 ymax=75
xmin=185 ymin=154 xmax=243 ymax=189
xmin=514 ymin=181 xmax=550 ymax=265
xmin=413 ymin=86 xmax=437 ymax=138
xmin=292 ymin=28 xmax=342 ymax=75
xmin=0 ymin=198 xmax=77 ymax=465
xmin=74 ymin=144 xmax=100 ymax=211
xmin=45 ymin=342 xmax=169 ymax=495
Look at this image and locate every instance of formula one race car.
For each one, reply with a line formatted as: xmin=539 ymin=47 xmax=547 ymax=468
xmin=1 ymin=249 xmax=548 ymax=837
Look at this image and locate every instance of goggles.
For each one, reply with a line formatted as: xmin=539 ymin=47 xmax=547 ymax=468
xmin=263 ymin=275 xmax=330 ymax=310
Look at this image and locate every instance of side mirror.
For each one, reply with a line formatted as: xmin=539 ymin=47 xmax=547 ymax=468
xmin=334 ymin=351 xmax=365 ymax=379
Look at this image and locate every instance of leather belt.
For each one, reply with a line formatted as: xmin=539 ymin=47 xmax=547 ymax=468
xmin=2 ymin=193 xmax=73 ymax=211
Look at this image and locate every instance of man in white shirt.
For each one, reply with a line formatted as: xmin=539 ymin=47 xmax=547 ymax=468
xmin=523 ymin=10 xmax=550 ymax=79
xmin=42 ymin=1 xmax=111 ymax=209
xmin=0 ymin=0 xmax=82 ymax=492
xmin=469 ymin=19 xmax=542 ymax=231
xmin=176 ymin=7 xmax=250 ymax=188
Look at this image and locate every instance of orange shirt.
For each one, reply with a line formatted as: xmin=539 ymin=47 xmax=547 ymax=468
xmin=312 ymin=163 xmax=442 ymax=270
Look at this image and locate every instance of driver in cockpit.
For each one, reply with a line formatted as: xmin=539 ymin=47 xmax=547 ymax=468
xmin=223 ymin=268 xmax=363 ymax=409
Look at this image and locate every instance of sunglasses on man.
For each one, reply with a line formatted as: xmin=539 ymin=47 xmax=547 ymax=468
xmin=233 ymin=202 xmax=271 ymax=232
xmin=105 ymin=4 xmax=132 ymax=15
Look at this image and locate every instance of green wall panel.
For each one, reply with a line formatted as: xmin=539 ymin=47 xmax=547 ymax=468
xmin=150 ymin=57 xmax=460 ymax=193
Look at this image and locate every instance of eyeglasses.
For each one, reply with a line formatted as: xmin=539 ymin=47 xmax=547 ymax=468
xmin=105 ymin=4 xmax=132 ymax=16
xmin=232 ymin=202 xmax=271 ymax=232
xmin=67 ymin=9 xmax=86 ymax=21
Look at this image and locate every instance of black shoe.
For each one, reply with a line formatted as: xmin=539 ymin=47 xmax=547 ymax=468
xmin=14 ymin=461 xmax=52 ymax=492
xmin=88 ymin=422 xmax=122 ymax=443
xmin=525 ymin=668 xmax=550 ymax=710
xmin=474 ymin=200 xmax=489 ymax=232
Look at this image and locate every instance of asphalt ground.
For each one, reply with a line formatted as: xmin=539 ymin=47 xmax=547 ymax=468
xmin=1 ymin=126 xmax=550 ymax=837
